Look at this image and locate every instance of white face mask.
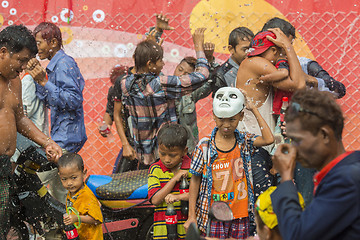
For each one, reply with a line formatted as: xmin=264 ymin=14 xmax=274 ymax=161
xmin=213 ymin=87 xmax=245 ymax=118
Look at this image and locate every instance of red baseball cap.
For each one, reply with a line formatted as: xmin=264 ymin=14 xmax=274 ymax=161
xmin=247 ymin=31 xmax=276 ymax=57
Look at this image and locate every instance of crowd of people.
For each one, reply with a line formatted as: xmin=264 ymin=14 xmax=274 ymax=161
xmin=0 ymin=12 xmax=358 ymax=240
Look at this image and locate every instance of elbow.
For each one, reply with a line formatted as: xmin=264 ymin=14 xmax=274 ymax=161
xmin=265 ymin=134 xmax=275 ymax=145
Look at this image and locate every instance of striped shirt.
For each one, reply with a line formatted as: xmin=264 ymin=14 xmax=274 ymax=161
xmin=116 ymin=52 xmax=209 ymax=165
xmin=190 ymin=128 xmax=257 ymax=233
xmin=148 ymin=156 xmax=192 ymax=240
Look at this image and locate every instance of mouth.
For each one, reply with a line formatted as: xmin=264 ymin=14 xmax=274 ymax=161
xmin=219 ymin=103 xmax=230 ymax=108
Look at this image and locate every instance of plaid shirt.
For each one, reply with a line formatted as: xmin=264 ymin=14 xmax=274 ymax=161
xmin=190 ymin=127 xmax=257 ymax=233
xmin=116 ymin=52 xmax=209 ymax=165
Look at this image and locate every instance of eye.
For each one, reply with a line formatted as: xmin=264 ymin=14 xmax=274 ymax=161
xmin=229 ymin=94 xmax=237 ymax=99
xmin=216 ymin=93 xmax=223 ymax=99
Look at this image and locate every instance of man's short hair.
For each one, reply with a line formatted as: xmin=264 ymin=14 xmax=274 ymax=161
xmin=133 ymin=40 xmax=163 ymax=70
xmin=262 ymin=17 xmax=296 ymax=39
xmin=33 ymin=22 xmax=63 ymax=48
xmin=0 ymin=24 xmax=37 ymax=56
xmin=157 ymin=123 xmax=188 ymax=149
xmin=228 ymin=27 xmax=254 ymax=48
xmin=58 ymin=152 xmax=84 ymax=172
xmin=285 ymin=88 xmax=344 ymax=140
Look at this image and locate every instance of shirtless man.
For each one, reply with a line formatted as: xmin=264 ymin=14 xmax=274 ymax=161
xmin=0 ymin=25 xmax=62 ymax=237
xmin=236 ymin=28 xmax=305 ymax=201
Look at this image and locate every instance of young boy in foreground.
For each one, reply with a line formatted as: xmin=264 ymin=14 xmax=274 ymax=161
xmin=59 ymin=153 xmax=103 ymax=240
xmin=184 ymin=87 xmax=274 ymax=239
xmin=148 ymin=123 xmax=192 ymax=239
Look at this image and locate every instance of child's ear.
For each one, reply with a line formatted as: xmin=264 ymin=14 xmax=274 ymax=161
xmin=0 ymin=46 xmax=8 ymax=59
xmin=83 ymin=169 xmax=87 ymax=176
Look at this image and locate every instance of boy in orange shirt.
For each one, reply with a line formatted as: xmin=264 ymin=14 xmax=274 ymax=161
xmin=59 ymin=153 xmax=103 ymax=240
xmin=184 ymin=87 xmax=274 ymax=238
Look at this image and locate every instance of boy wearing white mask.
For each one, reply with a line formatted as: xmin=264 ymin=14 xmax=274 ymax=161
xmin=184 ymin=87 xmax=274 ymax=239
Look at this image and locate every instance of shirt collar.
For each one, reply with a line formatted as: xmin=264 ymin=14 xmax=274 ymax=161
xmin=228 ymin=57 xmax=240 ymax=68
xmin=158 ymin=154 xmax=191 ymax=173
xmin=47 ymin=49 xmax=65 ymax=72
xmin=313 ymin=151 xmax=353 ymax=194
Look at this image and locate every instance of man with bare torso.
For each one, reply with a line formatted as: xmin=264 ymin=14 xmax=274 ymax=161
xmin=236 ymin=28 xmax=305 ymax=199
xmin=0 ymin=24 xmax=62 ymax=237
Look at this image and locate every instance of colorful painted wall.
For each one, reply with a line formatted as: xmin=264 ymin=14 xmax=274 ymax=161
xmin=1 ymin=0 xmax=359 ymax=175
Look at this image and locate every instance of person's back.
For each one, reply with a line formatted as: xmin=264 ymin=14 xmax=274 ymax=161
xmin=118 ymin=29 xmax=209 ymax=165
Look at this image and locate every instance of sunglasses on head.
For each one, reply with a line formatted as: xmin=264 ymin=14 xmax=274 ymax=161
xmin=288 ymin=102 xmax=325 ymax=120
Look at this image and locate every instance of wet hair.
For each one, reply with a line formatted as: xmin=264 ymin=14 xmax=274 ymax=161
xmin=255 ymin=209 xmax=281 ymax=236
xmin=0 ymin=24 xmax=37 ymax=56
xmin=58 ymin=153 xmax=84 ymax=172
xmin=262 ymin=17 xmax=296 ymax=39
xmin=285 ymin=88 xmax=344 ymax=140
xmin=180 ymin=56 xmax=196 ymax=71
xmin=33 ymin=22 xmax=63 ymax=48
xmin=110 ymin=65 xmax=128 ymax=85
xmin=133 ymin=40 xmax=163 ymax=70
xmin=157 ymin=123 xmax=188 ymax=149
xmin=228 ymin=27 xmax=254 ymax=48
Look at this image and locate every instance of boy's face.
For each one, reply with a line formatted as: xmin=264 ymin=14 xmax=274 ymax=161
xmin=59 ymin=164 xmax=86 ymax=196
xmin=35 ymin=32 xmax=55 ymax=60
xmin=158 ymin=144 xmax=187 ymax=171
xmin=261 ymin=46 xmax=280 ymax=65
xmin=150 ymin=58 xmax=165 ymax=76
xmin=213 ymin=112 xmax=242 ymax=137
xmin=173 ymin=61 xmax=194 ymax=76
xmin=229 ymin=38 xmax=251 ymax=66
xmin=0 ymin=47 xmax=31 ymax=80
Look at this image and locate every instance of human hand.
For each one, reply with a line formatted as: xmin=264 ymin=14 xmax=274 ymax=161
xmin=174 ymin=169 xmax=188 ymax=182
xmin=155 ymin=13 xmax=174 ymax=32
xmin=272 ymin=143 xmax=296 ymax=182
xmin=98 ymin=124 xmax=111 ymax=137
xmin=45 ymin=140 xmax=62 ymax=163
xmin=204 ymin=42 xmax=215 ymax=62
xmin=122 ymin=144 xmax=137 ymax=161
xmin=192 ymin=28 xmax=206 ymax=52
xmin=146 ymin=28 xmax=164 ymax=46
xmin=63 ymin=214 xmax=78 ymax=225
xmin=165 ymin=193 xmax=180 ymax=204
xmin=183 ymin=217 xmax=197 ymax=231
xmin=266 ymin=28 xmax=292 ymax=50
xmin=28 ymin=62 xmax=47 ymax=86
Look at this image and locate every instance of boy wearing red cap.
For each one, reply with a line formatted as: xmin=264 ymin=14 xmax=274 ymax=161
xmin=236 ymin=29 xmax=305 ymax=199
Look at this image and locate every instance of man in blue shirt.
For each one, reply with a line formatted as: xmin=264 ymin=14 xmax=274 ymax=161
xmin=28 ymin=22 xmax=87 ymax=153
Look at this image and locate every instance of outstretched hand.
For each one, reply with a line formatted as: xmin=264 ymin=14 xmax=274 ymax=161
xmin=155 ymin=13 xmax=174 ymax=31
xmin=192 ymin=28 xmax=206 ymax=52
xmin=45 ymin=140 xmax=62 ymax=163
xmin=146 ymin=28 xmax=164 ymax=45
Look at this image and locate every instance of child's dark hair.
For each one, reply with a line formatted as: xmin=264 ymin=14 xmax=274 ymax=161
xmin=33 ymin=22 xmax=63 ymax=48
xmin=157 ymin=123 xmax=188 ymax=149
xmin=180 ymin=56 xmax=196 ymax=71
xmin=228 ymin=27 xmax=254 ymax=48
xmin=262 ymin=17 xmax=296 ymax=39
xmin=0 ymin=24 xmax=37 ymax=56
xmin=285 ymin=88 xmax=344 ymax=140
xmin=58 ymin=153 xmax=84 ymax=172
xmin=133 ymin=40 xmax=163 ymax=70
xmin=110 ymin=65 xmax=128 ymax=85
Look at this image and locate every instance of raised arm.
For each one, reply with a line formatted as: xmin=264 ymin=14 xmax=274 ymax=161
xmin=267 ymin=28 xmax=306 ymax=91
